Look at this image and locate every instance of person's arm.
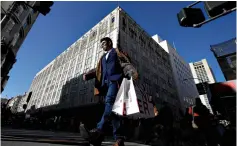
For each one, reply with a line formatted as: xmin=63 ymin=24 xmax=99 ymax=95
xmin=123 ymin=63 xmax=138 ymax=80
xmin=83 ymin=69 xmax=96 ymax=81
xmin=116 ymin=48 xmax=138 ymax=80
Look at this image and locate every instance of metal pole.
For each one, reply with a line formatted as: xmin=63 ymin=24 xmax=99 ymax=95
xmin=0 ymin=1 xmax=16 ymax=25
xmin=0 ymin=15 xmax=7 ymax=24
xmin=187 ymin=1 xmax=201 ymax=8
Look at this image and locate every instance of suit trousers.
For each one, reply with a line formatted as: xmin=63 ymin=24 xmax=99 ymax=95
xmin=97 ymin=80 xmax=123 ymax=140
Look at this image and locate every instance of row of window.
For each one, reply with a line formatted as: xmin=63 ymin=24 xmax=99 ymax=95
xmin=46 ymin=15 xmax=116 ymax=73
xmin=121 ymin=14 xmax=166 ymax=58
xmin=30 ymin=71 xmax=95 ymax=107
xmin=4 ymin=4 xmax=35 ymax=49
xmin=194 ymin=65 xmax=204 ymax=69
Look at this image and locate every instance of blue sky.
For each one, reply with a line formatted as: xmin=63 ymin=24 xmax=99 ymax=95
xmin=2 ymin=1 xmax=236 ymax=98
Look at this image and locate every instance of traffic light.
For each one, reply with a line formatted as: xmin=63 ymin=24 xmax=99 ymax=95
xmin=177 ymin=1 xmax=236 ymax=28
xmin=33 ymin=1 xmax=54 ymax=16
xmin=204 ymin=1 xmax=236 ymax=18
xmin=177 ymin=8 xmax=205 ymax=27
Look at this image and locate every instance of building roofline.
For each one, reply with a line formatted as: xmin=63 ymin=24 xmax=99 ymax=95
xmin=210 ymin=37 xmax=236 ymax=48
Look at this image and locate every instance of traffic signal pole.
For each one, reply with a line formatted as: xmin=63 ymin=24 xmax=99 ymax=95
xmin=187 ymin=1 xmax=201 ymax=8
xmin=178 ymin=1 xmax=236 ymax=28
xmin=193 ymin=7 xmax=237 ymax=28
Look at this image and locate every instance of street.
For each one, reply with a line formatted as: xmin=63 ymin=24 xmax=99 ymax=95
xmin=1 ymin=141 xmax=74 ymax=146
xmin=1 ymin=128 xmax=89 ymax=146
xmin=1 ymin=128 xmax=150 ymax=146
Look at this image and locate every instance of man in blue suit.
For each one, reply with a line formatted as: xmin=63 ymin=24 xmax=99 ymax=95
xmin=83 ymin=37 xmax=138 ymax=146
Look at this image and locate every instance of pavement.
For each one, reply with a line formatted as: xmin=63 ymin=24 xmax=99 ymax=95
xmin=1 ymin=128 xmax=150 ymax=146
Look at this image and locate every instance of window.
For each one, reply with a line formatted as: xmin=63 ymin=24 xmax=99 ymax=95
xmin=27 ymin=15 xmax=31 ymax=24
xmin=85 ymin=57 xmax=92 ymax=69
xmin=75 ymin=63 xmax=82 ymax=73
xmin=11 ymin=33 xmax=20 ymax=46
xmin=139 ymin=35 xmax=146 ymax=47
xmin=92 ymin=31 xmax=96 ymax=37
xmin=122 ymin=17 xmax=126 ymax=31
xmin=100 ymin=21 xmax=107 ymax=34
xmin=122 ymin=17 xmax=126 ymax=26
xmin=5 ymin=19 xmax=15 ymax=33
xmin=23 ymin=21 xmax=27 ymax=29
xmin=129 ymin=27 xmax=136 ymax=39
xmin=111 ymin=17 xmax=115 ymax=23
xmin=81 ymin=37 xmax=88 ymax=48
xmin=90 ymin=30 xmax=97 ymax=42
xmin=74 ymin=42 xmax=80 ymax=54
xmin=15 ymin=5 xmax=24 ymax=16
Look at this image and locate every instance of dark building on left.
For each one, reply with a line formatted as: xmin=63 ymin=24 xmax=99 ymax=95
xmin=1 ymin=1 xmax=39 ymax=92
xmin=1 ymin=1 xmax=53 ymax=92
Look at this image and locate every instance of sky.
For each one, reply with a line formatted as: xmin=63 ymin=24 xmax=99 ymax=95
xmin=2 ymin=1 xmax=236 ymax=98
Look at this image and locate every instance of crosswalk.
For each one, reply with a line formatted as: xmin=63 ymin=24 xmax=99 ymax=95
xmin=1 ymin=128 xmax=151 ymax=146
xmin=2 ymin=128 xmax=82 ymax=137
xmin=1 ymin=128 xmax=89 ymax=145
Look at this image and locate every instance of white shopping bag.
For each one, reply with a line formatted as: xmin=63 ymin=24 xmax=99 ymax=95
xmin=112 ymin=78 xmax=126 ymax=115
xmin=112 ymin=78 xmax=140 ymax=116
xmin=124 ymin=77 xmax=140 ymax=115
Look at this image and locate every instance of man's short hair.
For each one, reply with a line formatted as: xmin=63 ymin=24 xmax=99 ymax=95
xmin=100 ymin=37 xmax=113 ymax=46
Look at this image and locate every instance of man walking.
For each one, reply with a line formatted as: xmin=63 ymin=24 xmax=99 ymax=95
xmin=83 ymin=37 xmax=138 ymax=146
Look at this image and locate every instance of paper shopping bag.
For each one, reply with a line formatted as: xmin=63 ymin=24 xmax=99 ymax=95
xmin=112 ymin=78 xmax=126 ymax=115
xmin=125 ymin=77 xmax=140 ymax=115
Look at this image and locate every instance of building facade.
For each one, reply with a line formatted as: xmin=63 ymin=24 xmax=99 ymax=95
xmin=16 ymin=92 xmax=29 ymax=112
xmin=154 ymin=35 xmax=199 ymax=110
xmin=189 ymin=59 xmax=216 ymax=113
xmin=6 ymin=95 xmax=23 ymax=113
xmin=189 ymin=59 xmax=216 ymax=84
xmin=1 ymin=1 xmax=40 ymax=92
xmin=210 ymin=38 xmax=236 ymax=81
xmin=26 ymin=7 xmax=180 ymax=119
xmin=1 ymin=98 xmax=9 ymax=106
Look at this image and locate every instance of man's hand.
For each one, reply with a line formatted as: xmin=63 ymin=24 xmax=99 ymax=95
xmin=125 ymin=71 xmax=133 ymax=80
xmin=83 ymin=74 xmax=87 ymax=81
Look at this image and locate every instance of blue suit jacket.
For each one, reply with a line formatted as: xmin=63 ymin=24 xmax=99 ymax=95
xmin=101 ymin=48 xmax=123 ymax=86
